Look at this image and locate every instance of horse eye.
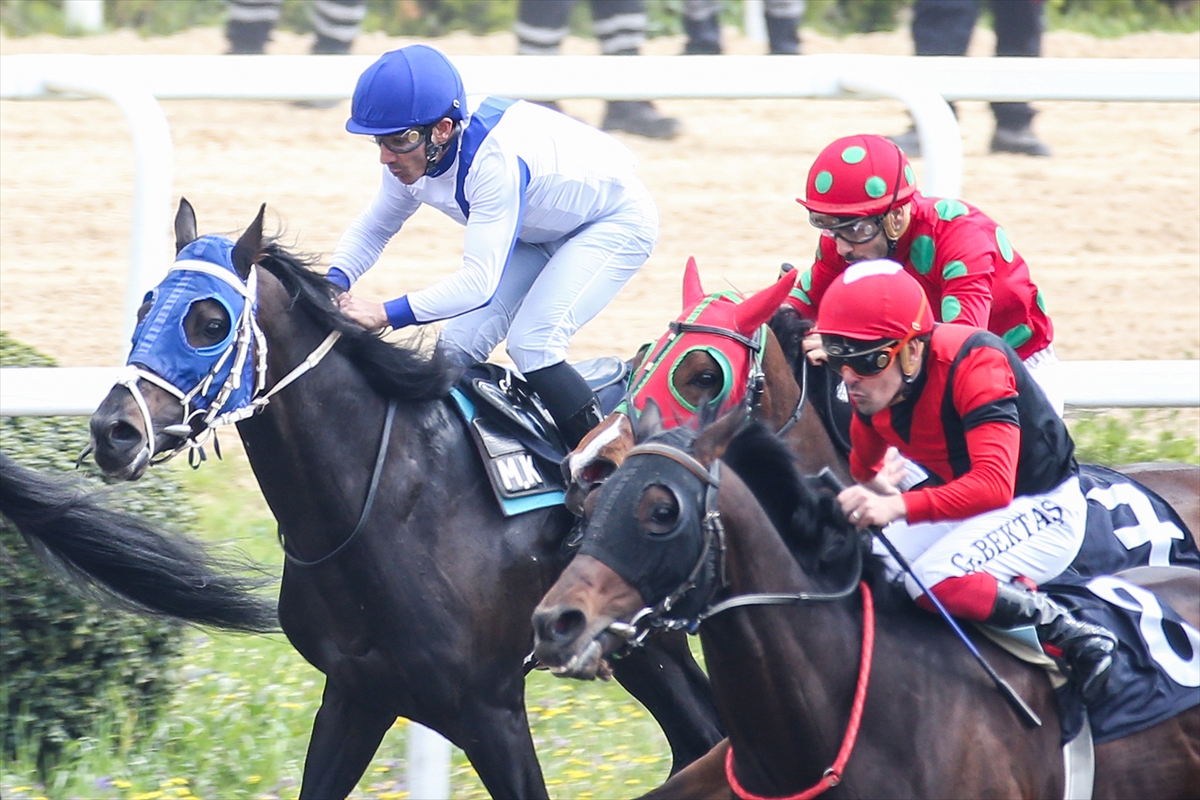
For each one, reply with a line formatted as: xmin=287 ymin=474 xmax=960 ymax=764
xmin=639 ymin=485 xmax=680 ymax=536
xmin=691 ymin=370 xmax=721 ymax=389
xmin=205 ymin=318 xmax=230 ymax=340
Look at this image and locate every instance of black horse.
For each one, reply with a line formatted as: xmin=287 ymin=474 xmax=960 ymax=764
xmin=88 ymin=200 xmax=722 ymax=799
xmin=533 ymin=409 xmax=1200 ymax=798
xmin=0 ymin=452 xmax=276 ymax=633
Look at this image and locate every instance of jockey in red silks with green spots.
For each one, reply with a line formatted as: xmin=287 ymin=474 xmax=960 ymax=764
xmin=787 ymin=133 xmax=1062 ymax=416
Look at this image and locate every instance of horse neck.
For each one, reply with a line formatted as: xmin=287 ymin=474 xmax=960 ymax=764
xmin=234 ymin=269 xmax=396 ymax=548
xmin=700 ymin=468 xmax=864 ymax=792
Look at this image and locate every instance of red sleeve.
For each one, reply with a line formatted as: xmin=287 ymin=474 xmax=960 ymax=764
xmin=930 ymin=223 xmax=996 ymax=329
xmin=902 ymin=421 xmax=1019 ymax=522
xmin=848 ymin=413 xmax=888 ymax=485
xmin=784 ymin=235 xmax=842 ymax=319
xmin=901 ymin=346 xmax=1020 ymax=522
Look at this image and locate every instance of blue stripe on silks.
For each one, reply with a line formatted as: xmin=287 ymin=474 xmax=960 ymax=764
xmin=454 ymin=97 xmax=517 ymax=218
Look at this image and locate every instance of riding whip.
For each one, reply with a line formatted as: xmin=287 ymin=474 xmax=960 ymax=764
xmin=816 ymin=468 xmax=1042 ymax=728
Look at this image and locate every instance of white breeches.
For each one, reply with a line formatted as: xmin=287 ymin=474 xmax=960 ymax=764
xmin=1023 ymin=344 xmax=1064 ymax=418
xmin=876 ymin=475 xmax=1088 ymax=600
xmin=439 ymin=179 xmax=658 ymax=373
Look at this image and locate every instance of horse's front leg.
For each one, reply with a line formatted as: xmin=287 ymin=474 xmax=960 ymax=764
xmin=299 ymin=679 xmax=396 ymax=800
xmin=454 ymin=694 xmax=549 ymax=800
xmin=611 ymin=630 xmax=725 ymax=775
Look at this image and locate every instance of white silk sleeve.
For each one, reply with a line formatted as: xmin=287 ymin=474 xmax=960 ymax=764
xmin=405 ymin=147 xmax=526 ymax=323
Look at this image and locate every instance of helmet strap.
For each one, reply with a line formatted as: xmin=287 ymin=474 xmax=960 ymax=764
xmin=423 ymin=119 xmax=462 ymax=176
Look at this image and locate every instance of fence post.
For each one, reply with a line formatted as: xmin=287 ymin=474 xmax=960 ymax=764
xmin=407 ymin=722 xmax=452 ymax=799
xmin=63 ymin=0 xmax=104 ymax=33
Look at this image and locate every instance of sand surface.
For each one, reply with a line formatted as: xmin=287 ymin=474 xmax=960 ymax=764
xmin=2 ymin=26 xmax=1198 ymax=368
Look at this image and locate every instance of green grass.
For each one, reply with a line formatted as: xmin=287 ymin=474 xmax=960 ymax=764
xmin=2 ymin=408 xmax=1196 ymax=799
xmin=0 ymin=441 xmax=675 ymax=799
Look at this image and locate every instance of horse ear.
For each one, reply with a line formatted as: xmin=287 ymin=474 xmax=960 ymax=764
xmin=633 ymin=399 xmax=664 ymax=442
xmin=232 ymin=203 xmax=267 ymax=280
xmin=682 ymin=256 xmax=706 ymax=310
xmin=693 ymin=407 xmax=746 ymax=466
xmin=731 ymin=269 xmax=797 ymax=336
xmin=174 ymin=197 xmax=198 ymax=254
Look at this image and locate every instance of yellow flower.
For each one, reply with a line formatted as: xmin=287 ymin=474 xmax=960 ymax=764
xmin=245 ymin=775 xmax=262 ymax=785
xmin=113 ymin=780 xmax=133 ymax=789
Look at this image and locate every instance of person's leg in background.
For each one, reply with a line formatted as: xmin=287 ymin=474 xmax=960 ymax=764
xmin=764 ymin=0 xmax=805 ymax=55
xmin=888 ymin=0 xmax=978 ymax=156
xmin=308 ymin=0 xmax=365 ymax=54
xmin=682 ymin=0 xmax=723 ymax=54
xmin=593 ymin=0 xmax=682 ymax=139
xmin=225 ymin=0 xmax=282 ymax=54
xmin=988 ymin=0 xmax=1051 ymax=156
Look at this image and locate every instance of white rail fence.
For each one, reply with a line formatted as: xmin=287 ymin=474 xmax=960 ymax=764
xmin=0 ymin=53 xmax=1196 ymax=795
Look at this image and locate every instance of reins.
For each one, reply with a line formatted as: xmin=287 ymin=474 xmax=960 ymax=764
xmin=603 ymin=438 xmax=875 ymax=800
xmin=724 ymin=581 xmax=875 ymax=800
xmin=277 ymin=398 xmax=397 ymax=567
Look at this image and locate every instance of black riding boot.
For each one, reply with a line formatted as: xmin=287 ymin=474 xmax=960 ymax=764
xmin=683 ymin=14 xmax=722 ymax=54
xmin=524 ymin=362 xmax=603 ymax=449
xmin=989 ymin=581 xmax=1117 ymax=703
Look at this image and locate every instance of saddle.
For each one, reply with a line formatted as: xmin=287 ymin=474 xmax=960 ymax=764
xmin=449 ymin=358 xmax=630 ymax=516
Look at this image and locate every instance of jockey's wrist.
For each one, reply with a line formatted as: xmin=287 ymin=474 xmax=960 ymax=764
xmin=326 ymin=267 xmax=352 ymax=291
xmin=384 ymin=295 xmax=417 ymax=329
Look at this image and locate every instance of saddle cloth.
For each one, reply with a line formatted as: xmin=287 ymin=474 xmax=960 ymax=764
xmin=449 ymin=358 xmax=630 ymax=517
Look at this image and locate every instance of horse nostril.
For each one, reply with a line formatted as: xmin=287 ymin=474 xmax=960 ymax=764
xmin=108 ymin=419 xmax=144 ymax=447
xmin=550 ymin=609 xmax=585 ymax=643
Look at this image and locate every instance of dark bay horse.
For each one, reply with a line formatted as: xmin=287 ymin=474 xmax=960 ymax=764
xmin=563 ymin=257 xmax=849 ymax=516
xmin=87 ymin=200 xmax=722 ymax=799
xmin=533 ymin=409 xmax=1200 ymax=799
xmin=0 ymin=452 xmax=276 ymax=633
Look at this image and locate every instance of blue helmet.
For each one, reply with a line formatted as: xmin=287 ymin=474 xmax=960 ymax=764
xmin=347 ymin=45 xmax=467 ymax=135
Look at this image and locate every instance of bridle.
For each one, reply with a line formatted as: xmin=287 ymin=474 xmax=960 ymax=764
xmin=115 ymin=259 xmax=341 ymax=472
xmin=604 ymin=441 xmax=864 ymax=649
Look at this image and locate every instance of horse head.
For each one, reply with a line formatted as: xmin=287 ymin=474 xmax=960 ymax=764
xmin=561 ymin=258 xmax=797 ymax=515
xmin=90 ymin=199 xmax=272 ymax=480
xmin=534 ymin=405 xmax=752 ymax=678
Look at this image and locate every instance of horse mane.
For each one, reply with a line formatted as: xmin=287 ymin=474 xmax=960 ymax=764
xmin=257 ymin=240 xmax=459 ymax=402
xmin=720 ymin=420 xmax=893 ymax=594
xmin=768 ymin=305 xmax=814 ymax=375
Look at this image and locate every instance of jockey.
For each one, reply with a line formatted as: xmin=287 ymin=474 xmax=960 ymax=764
xmin=328 ymin=44 xmax=659 ymax=447
xmin=788 ymin=133 xmax=1063 ymax=416
xmin=817 ymin=260 xmax=1116 ymax=703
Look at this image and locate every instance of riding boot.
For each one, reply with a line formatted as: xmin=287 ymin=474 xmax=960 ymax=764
xmin=683 ymin=14 xmax=722 ymax=54
xmin=988 ymin=580 xmax=1117 ymax=704
xmin=524 ymin=362 xmax=602 ymax=449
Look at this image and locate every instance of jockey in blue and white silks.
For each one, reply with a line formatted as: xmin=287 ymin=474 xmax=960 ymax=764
xmin=329 ymin=44 xmax=658 ymax=447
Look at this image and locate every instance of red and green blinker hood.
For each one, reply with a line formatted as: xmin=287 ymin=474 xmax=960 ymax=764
xmin=625 ymin=258 xmax=797 ymax=428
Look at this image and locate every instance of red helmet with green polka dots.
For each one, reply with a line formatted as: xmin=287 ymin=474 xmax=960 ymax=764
xmin=798 ymin=134 xmax=917 ymax=216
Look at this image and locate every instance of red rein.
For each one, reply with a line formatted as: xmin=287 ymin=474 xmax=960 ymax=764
xmin=725 ymin=581 xmax=876 ymax=800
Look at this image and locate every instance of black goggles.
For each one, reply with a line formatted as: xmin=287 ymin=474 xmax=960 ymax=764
xmin=374 ymin=127 xmax=427 ymax=155
xmin=823 ymin=337 xmax=904 ymax=378
xmin=808 ymin=212 xmax=884 ymax=245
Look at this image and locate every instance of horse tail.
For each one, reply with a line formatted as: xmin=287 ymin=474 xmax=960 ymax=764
xmin=0 ymin=452 xmax=279 ymax=633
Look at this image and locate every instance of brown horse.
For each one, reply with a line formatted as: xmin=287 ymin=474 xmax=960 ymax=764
xmin=534 ymin=409 xmax=1200 ymax=799
xmin=563 ymin=258 xmax=848 ymax=517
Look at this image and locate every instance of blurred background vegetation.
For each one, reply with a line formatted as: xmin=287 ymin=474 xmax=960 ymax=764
xmin=1 ymin=0 xmax=1197 ymax=39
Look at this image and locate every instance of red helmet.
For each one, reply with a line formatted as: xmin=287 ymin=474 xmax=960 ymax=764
xmin=815 ymin=260 xmax=934 ymax=342
xmin=798 ymin=134 xmax=917 ymax=216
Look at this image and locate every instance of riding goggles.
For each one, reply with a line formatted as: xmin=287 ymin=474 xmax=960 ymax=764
xmin=822 ymin=336 xmax=906 ymax=378
xmin=808 ymin=212 xmax=884 ymax=244
xmin=374 ymin=127 xmax=427 ymax=155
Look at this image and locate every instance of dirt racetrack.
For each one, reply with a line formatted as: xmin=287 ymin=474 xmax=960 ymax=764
xmin=2 ymin=25 xmax=1198 ymax=371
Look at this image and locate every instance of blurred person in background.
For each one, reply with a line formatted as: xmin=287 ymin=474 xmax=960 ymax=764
xmin=514 ymin=0 xmax=681 ymax=139
xmin=682 ymin=0 xmax=805 ymax=55
xmin=889 ymin=0 xmax=1051 ymax=156
xmin=225 ymin=0 xmax=365 ymax=55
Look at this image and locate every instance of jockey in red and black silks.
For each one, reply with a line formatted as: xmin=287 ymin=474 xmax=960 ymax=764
xmin=816 ymin=259 xmax=1118 ymax=704
xmin=623 ymin=258 xmax=795 ymax=428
